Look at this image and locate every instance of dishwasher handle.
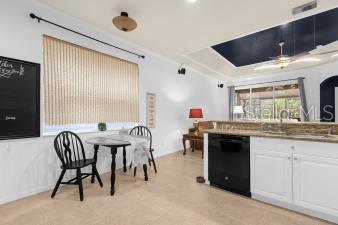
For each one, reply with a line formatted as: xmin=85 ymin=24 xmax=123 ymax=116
xmin=220 ymin=139 xmax=246 ymax=144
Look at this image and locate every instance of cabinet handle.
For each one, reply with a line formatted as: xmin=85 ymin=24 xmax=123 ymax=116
xmin=287 ymin=157 xmax=292 ymax=160
xmin=294 ymin=157 xmax=298 ymax=161
xmin=291 ymin=146 xmax=295 ymax=150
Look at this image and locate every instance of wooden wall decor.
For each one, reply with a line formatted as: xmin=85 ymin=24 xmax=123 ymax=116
xmin=146 ymin=93 xmax=156 ymax=128
xmin=0 ymin=56 xmax=40 ymax=139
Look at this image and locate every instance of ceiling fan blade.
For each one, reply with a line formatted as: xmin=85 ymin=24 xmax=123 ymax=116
xmin=257 ymin=42 xmax=326 ymax=71
xmin=290 ymin=51 xmax=309 ymax=60
xmin=290 ymin=57 xmax=321 ymax=63
xmin=254 ymin=64 xmax=280 ymax=71
xmin=311 ymin=49 xmax=338 ymax=56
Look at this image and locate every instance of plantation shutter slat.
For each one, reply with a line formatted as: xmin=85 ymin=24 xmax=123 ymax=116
xmin=43 ymin=35 xmax=139 ymax=125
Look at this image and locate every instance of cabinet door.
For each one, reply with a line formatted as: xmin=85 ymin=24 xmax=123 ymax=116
xmin=293 ymin=154 xmax=338 ymax=216
xmin=251 ymin=150 xmax=293 ymax=203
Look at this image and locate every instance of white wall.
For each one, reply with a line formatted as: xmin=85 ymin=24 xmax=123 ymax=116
xmin=226 ymin=60 xmax=338 ymax=121
xmin=0 ymin=0 xmax=226 ymax=204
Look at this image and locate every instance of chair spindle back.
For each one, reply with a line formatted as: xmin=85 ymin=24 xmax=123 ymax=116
xmin=54 ymin=131 xmax=86 ymax=166
xmin=129 ymin=126 xmax=152 ymax=149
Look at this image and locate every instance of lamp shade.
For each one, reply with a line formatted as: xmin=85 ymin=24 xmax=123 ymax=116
xmin=189 ymin=108 xmax=203 ymax=118
xmin=233 ymin=106 xmax=244 ymax=114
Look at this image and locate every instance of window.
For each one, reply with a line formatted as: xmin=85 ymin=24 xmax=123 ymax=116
xmin=234 ymin=83 xmax=301 ymax=121
xmin=43 ymin=35 xmax=139 ymax=132
xmin=251 ymin=86 xmax=274 ymax=119
xmin=235 ymin=89 xmax=251 ymax=118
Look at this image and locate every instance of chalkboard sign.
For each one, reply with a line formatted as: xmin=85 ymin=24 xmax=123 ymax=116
xmin=0 ymin=56 xmax=40 ymax=139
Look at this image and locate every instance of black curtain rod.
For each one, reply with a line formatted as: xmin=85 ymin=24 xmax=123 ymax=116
xmin=29 ymin=13 xmax=145 ymax=59
xmin=233 ymin=77 xmax=304 ymax=88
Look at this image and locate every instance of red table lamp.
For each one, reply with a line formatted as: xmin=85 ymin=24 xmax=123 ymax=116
xmin=189 ymin=108 xmax=203 ymax=134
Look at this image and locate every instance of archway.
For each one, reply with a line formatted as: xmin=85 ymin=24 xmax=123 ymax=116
xmin=320 ymin=75 xmax=338 ymax=122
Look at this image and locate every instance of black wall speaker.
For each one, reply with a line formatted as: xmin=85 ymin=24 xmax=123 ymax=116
xmin=178 ymin=68 xmax=186 ymax=75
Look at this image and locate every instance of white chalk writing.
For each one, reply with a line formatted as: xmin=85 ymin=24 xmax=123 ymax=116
xmin=0 ymin=60 xmax=24 ymax=78
xmin=5 ymin=116 xmax=16 ymax=120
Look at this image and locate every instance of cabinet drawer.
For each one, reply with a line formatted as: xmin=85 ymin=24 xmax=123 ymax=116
xmin=291 ymin=141 xmax=338 ymax=158
xmin=251 ymin=137 xmax=338 ymax=158
xmin=251 ymin=137 xmax=293 ymax=153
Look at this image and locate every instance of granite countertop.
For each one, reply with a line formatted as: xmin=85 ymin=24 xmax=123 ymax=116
xmin=213 ymin=120 xmax=335 ymax=125
xmin=204 ymin=129 xmax=338 ymax=144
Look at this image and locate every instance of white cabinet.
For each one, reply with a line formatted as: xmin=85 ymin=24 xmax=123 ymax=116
xmin=251 ymin=137 xmax=338 ymax=223
xmin=293 ymin=154 xmax=338 ymax=216
xmin=251 ymin=150 xmax=293 ymax=203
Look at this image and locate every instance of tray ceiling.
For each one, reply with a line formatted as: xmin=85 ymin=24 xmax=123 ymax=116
xmin=38 ymin=0 xmax=338 ymax=80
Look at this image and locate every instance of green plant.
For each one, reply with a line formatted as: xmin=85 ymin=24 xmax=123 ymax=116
xmin=97 ymin=122 xmax=107 ymax=131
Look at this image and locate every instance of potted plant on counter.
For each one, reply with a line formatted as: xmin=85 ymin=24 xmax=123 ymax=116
xmin=97 ymin=122 xmax=107 ymax=131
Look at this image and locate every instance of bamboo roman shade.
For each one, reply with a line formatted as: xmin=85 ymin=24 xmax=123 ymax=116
xmin=43 ymin=35 xmax=139 ymax=125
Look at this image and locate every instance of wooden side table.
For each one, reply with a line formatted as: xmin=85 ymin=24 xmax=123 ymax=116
xmin=182 ymin=133 xmax=204 ymax=158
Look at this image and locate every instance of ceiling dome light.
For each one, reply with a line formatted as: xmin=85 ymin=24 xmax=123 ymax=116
xmin=187 ymin=0 xmax=197 ymax=3
xmin=112 ymin=12 xmax=137 ymax=32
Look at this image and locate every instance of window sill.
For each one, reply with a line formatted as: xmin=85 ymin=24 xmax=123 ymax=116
xmin=42 ymin=129 xmax=122 ymax=137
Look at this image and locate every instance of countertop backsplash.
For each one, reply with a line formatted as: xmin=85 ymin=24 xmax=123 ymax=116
xmin=214 ymin=120 xmax=338 ymax=135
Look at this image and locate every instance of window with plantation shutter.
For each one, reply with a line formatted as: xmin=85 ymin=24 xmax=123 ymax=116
xmin=43 ymin=35 xmax=139 ymax=127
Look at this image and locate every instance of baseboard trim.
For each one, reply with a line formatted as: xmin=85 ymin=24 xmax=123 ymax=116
xmin=252 ymin=193 xmax=338 ymax=224
xmin=155 ymin=148 xmax=182 ymax=158
xmin=0 ymin=148 xmax=181 ymax=206
xmin=0 ymin=184 xmax=54 ymax=205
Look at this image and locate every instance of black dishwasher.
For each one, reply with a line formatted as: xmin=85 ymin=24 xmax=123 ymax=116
xmin=209 ymin=133 xmax=251 ymax=197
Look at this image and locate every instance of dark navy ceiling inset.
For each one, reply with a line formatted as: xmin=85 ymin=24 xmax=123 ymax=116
xmin=212 ymin=7 xmax=338 ymax=67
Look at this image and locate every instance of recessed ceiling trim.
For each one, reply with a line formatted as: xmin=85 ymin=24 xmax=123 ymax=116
xmin=38 ymin=0 xmax=338 ymax=79
xmin=212 ymin=7 xmax=338 ymax=67
xmin=183 ymin=54 xmax=230 ymax=78
xmin=193 ymin=5 xmax=338 ymax=53
xmin=230 ymin=57 xmax=338 ymax=82
xmin=182 ymin=4 xmax=338 ymax=59
xmin=183 ymin=6 xmax=338 ymax=76
xmin=207 ymin=47 xmax=237 ymax=68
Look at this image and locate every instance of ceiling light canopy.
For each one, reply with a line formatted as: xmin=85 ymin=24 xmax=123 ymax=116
xmin=112 ymin=12 xmax=137 ymax=32
xmin=187 ymin=0 xmax=197 ymax=3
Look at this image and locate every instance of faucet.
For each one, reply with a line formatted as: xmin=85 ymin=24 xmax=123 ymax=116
xmin=325 ymin=127 xmax=332 ymax=137
xmin=277 ymin=109 xmax=289 ymax=133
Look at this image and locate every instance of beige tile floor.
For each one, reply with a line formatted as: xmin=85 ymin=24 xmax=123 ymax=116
xmin=0 ymin=150 xmax=334 ymax=225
